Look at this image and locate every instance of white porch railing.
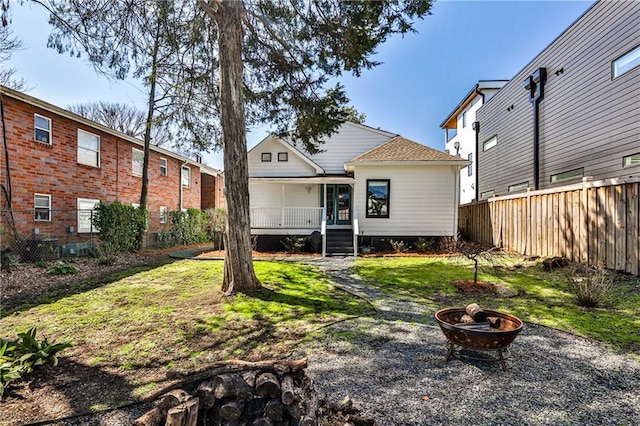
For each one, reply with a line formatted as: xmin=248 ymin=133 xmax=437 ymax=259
xmin=250 ymin=207 xmax=323 ymax=229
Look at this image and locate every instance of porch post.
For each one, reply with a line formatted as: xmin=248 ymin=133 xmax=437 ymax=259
xmin=281 ymin=184 xmax=285 ymax=228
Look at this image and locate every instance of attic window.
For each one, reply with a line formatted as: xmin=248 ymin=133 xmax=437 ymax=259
xmin=261 ymin=153 xmax=271 ymax=162
xmin=278 ymin=152 xmax=288 ymax=162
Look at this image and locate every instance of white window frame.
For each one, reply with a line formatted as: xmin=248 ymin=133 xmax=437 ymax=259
xmin=77 ymin=198 xmax=100 ymax=233
xmin=467 ymin=153 xmax=473 ymax=176
xmin=34 ymin=193 xmax=51 ymax=221
xmin=77 ymin=129 xmax=101 ymax=167
xmin=462 ymin=111 xmax=467 ymax=128
xmin=623 ymin=153 xmax=640 ymax=168
xmin=34 ymin=114 xmax=52 ymax=145
xmin=160 ymin=206 xmax=168 ymax=224
xmin=160 ymin=158 xmax=168 ymax=176
xmin=480 ymin=190 xmax=495 ymax=199
xmin=550 ymin=167 xmax=584 ymax=184
xmin=612 ymin=45 xmax=640 ymax=79
xmin=483 ymin=135 xmax=497 ymax=151
xmin=181 ymin=165 xmax=191 ymax=188
xmin=508 ymin=181 xmax=529 ymax=193
xmin=132 ymin=147 xmax=144 ymax=177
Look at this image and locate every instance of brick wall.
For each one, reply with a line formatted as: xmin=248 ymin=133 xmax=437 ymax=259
xmin=0 ymin=94 xmax=203 ymax=238
xmin=201 ymin=172 xmax=225 ymax=210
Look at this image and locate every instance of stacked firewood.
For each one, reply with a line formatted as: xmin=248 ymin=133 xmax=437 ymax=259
xmin=455 ymin=303 xmax=502 ymax=331
xmin=134 ymin=358 xmax=319 ymax=426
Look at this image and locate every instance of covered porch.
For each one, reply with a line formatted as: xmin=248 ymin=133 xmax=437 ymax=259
xmin=249 ymin=176 xmax=358 ymax=255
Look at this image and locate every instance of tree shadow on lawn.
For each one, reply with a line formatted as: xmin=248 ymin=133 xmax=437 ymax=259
xmin=1 ymin=257 xmax=178 ymax=317
xmin=1 ymin=357 xmax=155 ymax=426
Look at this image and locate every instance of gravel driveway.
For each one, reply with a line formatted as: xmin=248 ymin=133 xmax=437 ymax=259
xmin=299 ymin=257 xmax=640 ymax=426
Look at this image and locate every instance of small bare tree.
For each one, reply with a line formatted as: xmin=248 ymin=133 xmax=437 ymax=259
xmin=457 ymin=240 xmax=494 ymax=286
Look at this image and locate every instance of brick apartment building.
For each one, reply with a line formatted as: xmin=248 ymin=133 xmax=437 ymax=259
xmin=0 ymin=85 xmax=224 ymax=243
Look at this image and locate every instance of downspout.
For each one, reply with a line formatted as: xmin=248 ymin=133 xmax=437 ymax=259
xmin=524 ymin=68 xmax=547 ymax=190
xmin=474 ymin=85 xmax=485 ymax=104
xmin=472 ymin=121 xmax=480 ymax=201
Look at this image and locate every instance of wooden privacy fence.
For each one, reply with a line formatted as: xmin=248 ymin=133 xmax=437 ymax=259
xmin=458 ymin=177 xmax=640 ymax=276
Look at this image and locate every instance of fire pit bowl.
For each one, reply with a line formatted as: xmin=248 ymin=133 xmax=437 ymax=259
xmin=434 ymin=307 xmax=524 ymax=370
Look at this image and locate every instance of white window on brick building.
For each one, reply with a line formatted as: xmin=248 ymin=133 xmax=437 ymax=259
xmin=160 ymin=158 xmax=168 ymax=176
xmin=77 ymin=129 xmax=100 ymax=167
xmin=132 ymin=148 xmax=144 ymax=177
xmin=77 ymin=198 xmax=99 ymax=233
xmin=34 ymin=114 xmax=52 ymax=145
xmin=160 ymin=206 xmax=168 ymax=224
xmin=181 ymin=165 xmax=191 ymax=188
xmin=34 ymin=193 xmax=51 ymax=221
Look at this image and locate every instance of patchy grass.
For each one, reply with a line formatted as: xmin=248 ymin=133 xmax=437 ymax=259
xmin=354 ymin=255 xmax=640 ymax=352
xmin=0 ymin=259 xmax=373 ymax=397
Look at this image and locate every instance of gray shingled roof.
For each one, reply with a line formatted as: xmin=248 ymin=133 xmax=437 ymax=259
xmin=348 ymin=136 xmax=467 ymax=163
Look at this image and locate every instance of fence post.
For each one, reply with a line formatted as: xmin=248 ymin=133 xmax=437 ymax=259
xmin=581 ymin=177 xmax=592 ymax=263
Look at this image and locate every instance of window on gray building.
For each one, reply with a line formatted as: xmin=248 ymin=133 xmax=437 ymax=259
xmin=613 ymin=45 xmax=640 ymax=79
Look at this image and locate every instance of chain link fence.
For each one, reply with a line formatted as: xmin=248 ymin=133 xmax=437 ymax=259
xmin=1 ymin=209 xmax=224 ymax=266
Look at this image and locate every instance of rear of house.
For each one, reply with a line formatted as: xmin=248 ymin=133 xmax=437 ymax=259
xmin=248 ymin=122 xmax=469 ymax=255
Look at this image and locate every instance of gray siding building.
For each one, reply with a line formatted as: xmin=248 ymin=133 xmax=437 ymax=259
xmin=476 ymin=0 xmax=640 ymax=198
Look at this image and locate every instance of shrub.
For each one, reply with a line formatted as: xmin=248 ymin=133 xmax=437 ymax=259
xmin=281 ymin=236 xmax=308 ymax=254
xmin=48 ymin=261 xmax=80 ymax=275
xmin=414 ymin=237 xmax=435 ymax=253
xmin=205 ymin=208 xmax=226 ymax=249
xmin=570 ymin=266 xmax=615 ymax=308
xmin=0 ymin=328 xmax=72 ymax=396
xmin=389 ymin=239 xmax=409 ymax=253
xmin=167 ymin=208 xmax=210 ymax=245
xmin=92 ymin=201 xmax=148 ymax=253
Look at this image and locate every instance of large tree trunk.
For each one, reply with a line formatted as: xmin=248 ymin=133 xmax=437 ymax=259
xmin=201 ymin=0 xmax=260 ymax=293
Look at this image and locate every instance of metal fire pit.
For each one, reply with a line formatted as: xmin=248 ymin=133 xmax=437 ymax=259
xmin=434 ymin=308 xmax=524 ymax=371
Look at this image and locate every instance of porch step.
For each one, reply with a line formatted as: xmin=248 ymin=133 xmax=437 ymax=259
xmin=326 ymin=229 xmax=354 ymax=255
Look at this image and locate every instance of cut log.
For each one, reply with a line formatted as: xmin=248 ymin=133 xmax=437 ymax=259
xmin=300 ymin=391 xmax=318 ymax=426
xmin=465 ymin=303 xmax=487 ymax=322
xmin=220 ymin=399 xmax=245 ymax=421
xmin=214 ymin=373 xmax=255 ymax=399
xmin=255 ymin=372 xmax=281 ymax=398
xmin=285 ymin=399 xmax=305 ymax=423
xmin=346 ymin=413 xmax=376 ymax=426
xmin=265 ymin=399 xmax=285 ymax=422
xmin=245 ymin=398 xmax=267 ymax=420
xmin=134 ymin=389 xmax=191 ymax=426
xmin=252 ymin=418 xmax=274 ymax=426
xmin=488 ymin=317 xmax=502 ymax=329
xmin=459 ymin=314 xmax=475 ymax=324
xmin=281 ymin=374 xmax=296 ymax=405
xmin=196 ymin=379 xmax=216 ymax=410
xmin=166 ymin=397 xmax=199 ymax=426
xmin=454 ymin=322 xmax=491 ymax=331
xmin=331 ymin=395 xmax=353 ymax=414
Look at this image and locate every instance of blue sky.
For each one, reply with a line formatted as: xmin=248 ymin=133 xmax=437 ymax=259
xmin=5 ymin=0 xmax=594 ymax=170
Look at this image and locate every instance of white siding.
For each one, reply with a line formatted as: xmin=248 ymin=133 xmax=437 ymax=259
xmin=248 ymin=138 xmax=318 ymax=177
xmin=306 ymin=122 xmax=394 ymax=174
xmin=250 ymin=182 xmax=320 ymax=207
xmin=445 ymin=96 xmax=483 ymax=204
xmin=354 ymin=165 xmax=458 ymax=236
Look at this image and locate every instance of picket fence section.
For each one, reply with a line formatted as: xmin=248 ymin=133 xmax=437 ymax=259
xmin=458 ymin=177 xmax=640 ymax=276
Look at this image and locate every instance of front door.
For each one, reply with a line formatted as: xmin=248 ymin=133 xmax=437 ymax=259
xmin=325 ymin=184 xmax=351 ymax=225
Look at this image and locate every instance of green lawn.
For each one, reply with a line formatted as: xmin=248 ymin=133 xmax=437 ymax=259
xmin=0 ymin=260 xmax=373 ymax=377
xmin=354 ymin=255 xmax=640 ymax=352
